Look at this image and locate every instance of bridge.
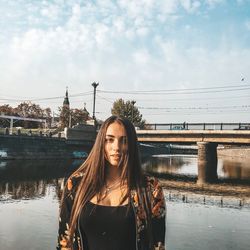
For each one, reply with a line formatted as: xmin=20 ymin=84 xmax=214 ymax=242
xmin=143 ymin=122 xmax=250 ymax=131
xmin=136 ymin=129 xmax=250 ymax=185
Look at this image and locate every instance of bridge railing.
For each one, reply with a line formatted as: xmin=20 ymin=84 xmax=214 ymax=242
xmin=143 ymin=123 xmax=250 ymax=130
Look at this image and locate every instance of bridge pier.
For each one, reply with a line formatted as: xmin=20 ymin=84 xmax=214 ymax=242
xmin=197 ymin=142 xmax=218 ymax=185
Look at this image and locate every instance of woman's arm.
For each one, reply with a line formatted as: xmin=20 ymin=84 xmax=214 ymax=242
xmin=149 ymin=177 xmax=166 ymax=250
xmin=57 ymin=178 xmax=74 ymax=250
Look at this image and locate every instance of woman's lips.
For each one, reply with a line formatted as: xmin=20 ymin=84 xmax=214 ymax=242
xmin=110 ymin=154 xmax=120 ymax=159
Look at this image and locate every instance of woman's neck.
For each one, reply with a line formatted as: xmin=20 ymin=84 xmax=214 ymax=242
xmin=106 ymin=165 xmax=121 ymax=183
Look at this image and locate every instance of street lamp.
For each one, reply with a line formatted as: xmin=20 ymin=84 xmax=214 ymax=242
xmin=92 ymin=82 xmax=99 ymax=120
xmin=131 ymin=100 xmax=136 ymax=125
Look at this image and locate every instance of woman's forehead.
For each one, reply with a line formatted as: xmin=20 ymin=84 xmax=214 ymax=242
xmin=106 ymin=121 xmax=127 ymax=136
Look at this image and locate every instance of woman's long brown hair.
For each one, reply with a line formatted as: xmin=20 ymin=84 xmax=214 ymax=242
xmin=61 ymin=116 xmax=153 ymax=249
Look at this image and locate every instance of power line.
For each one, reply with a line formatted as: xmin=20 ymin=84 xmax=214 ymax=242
xmin=138 ymin=104 xmax=250 ymax=110
xmin=0 ymin=91 xmax=93 ymax=102
xmin=128 ymin=94 xmax=250 ymax=102
xmin=96 ymin=94 xmax=113 ymax=104
xmin=141 ymin=110 xmax=250 ymax=116
xmin=96 ymin=93 xmax=250 ymax=104
xmin=98 ymin=84 xmax=250 ymax=95
xmin=98 ymin=87 xmax=250 ymax=95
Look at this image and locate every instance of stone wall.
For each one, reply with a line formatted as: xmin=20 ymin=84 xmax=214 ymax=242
xmin=64 ymin=124 xmax=96 ymax=141
xmin=0 ymin=135 xmax=93 ymax=159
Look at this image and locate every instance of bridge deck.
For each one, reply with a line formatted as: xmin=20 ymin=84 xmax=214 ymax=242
xmin=136 ymin=130 xmax=250 ymax=144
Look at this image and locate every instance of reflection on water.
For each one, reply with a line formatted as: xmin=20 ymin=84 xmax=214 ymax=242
xmin=222 ymin=158 xmax=250 ymax=180
xmin=142 ymin=155 xmax=250 ymax=180
xmin=0 ymin=159 xmax=84 ymax=182
xmin=166 ymin=201 xmax=250 ymax=250
xmin=0 ymin=184 xmax=60 ymax=250
xmin=0 ymin=159 xmax=84 ymax=250
xmin=0 ymin=159 xmax=85 ymax=201
xmin=0 ymin=179 xmax=61 ymax=201
xmin=0 ymin=158 xmax=250 ymax=250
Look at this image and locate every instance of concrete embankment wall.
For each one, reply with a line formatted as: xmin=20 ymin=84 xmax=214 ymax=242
xmin=218 ymin=146 xmax=250 ymax=159
xmin=0 ymin=135 xmax=93 ymax=159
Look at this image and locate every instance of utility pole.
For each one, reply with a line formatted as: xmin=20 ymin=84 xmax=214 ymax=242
xmin=92 ymin=82 xmax=99 ymax=120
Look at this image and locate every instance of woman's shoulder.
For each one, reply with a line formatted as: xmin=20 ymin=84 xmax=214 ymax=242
xmin=66 ymin=171 xmax=84 ymax=192
xmin=143 ymin=174 xmax=165 ymax=199
xmin=143 ymin=174 xmax=162 ymax=189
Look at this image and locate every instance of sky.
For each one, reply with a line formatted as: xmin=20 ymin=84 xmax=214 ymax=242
xmin=0 ymin=0 xmax=250 ymax=123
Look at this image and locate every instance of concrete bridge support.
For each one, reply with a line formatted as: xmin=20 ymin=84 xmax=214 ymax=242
xmin=197 ymin=142 xmax=218 ymax=185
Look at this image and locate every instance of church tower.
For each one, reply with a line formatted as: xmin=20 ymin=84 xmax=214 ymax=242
xmin=59 ymin=87 xmax=70 ymax=128
xmin=63 ymin=87 xmax=70 ymax=108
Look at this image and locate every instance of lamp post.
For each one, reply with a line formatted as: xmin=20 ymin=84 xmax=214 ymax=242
xmin=131 ymin=100 xmax=136 ymax=125
xmin=92 ymin=82 xmax=99 ymax=120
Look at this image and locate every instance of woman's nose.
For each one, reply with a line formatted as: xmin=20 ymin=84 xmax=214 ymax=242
xmin=112 ymin=139 xmax=120 ymax=151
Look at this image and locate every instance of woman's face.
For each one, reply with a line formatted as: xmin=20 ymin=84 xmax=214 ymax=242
xmin=104 ymin=121 xmax=128 ymax=167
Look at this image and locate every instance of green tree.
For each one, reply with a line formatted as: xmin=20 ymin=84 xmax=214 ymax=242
xmin=15 ymin=102 xmax=50 ymax=128
xmin=70 ymin=108 xmax=90 ymax=126
xmin=58 ymin=106 xmax=70 ymax=129
xmin=111 ymin=98 xmax=146 ymax=128
xmin=0 ymin=104 xmax=14 ymax=127
xmin=1 ymin=102 xmax=51 ymax=129
xmin=59 ymin=107 xmax=91 ymax=128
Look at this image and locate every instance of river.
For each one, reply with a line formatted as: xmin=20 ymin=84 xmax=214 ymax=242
xmin=0 ymin=155 xmax=249 ymax=250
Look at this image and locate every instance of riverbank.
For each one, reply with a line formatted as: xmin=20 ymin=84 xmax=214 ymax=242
xmin=155 ymin=173 xmax=250 ymax=207
xmin=160 ymin=178 xmax=250 ymax=197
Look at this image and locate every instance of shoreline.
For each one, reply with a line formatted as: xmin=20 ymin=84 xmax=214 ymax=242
xmin=160 ymin=178 xmax=250 ymax=198
xmin=155 ymin=174 xmax=250 ymax=208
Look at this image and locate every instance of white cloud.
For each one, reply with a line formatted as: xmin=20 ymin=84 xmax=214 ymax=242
xmin=113 ymin=17 xmax=125 ymax=33
xmin=40 ymin=4 xmax=60 ymax=20
xmin=133 ymin=49 xmax=150 ymax=64
xmin=158 ymin=0 xmax=179 ymax=14
xmin=0 ymin=0 xmax=250 ymax=122
xmin=136 ymin=26 xmax=149 ymax=37
xmin=180 ymin=0 xmax=201 ymax=13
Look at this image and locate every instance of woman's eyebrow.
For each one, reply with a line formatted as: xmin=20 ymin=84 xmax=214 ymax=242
xmin=105 ymin=135 xmax=127 ymax=138
xmin=105 ymin=134 xmax=115 ymax=137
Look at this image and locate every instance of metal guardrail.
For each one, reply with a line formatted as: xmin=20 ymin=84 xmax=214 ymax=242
xmin=144 ymin=123 xmax=250 ymax=130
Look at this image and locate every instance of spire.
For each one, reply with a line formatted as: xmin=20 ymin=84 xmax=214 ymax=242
xmin=83 ymin=102 xmax=89 ymax=115
xmin=63 ymin=86 xmax=70 ymax=107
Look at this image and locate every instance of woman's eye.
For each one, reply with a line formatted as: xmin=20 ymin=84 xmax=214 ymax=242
xmin=105 ymin=138 xmax=114 ymax=143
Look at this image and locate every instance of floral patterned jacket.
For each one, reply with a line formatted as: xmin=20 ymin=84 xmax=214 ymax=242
xmin=57 ymin=173 xmax=166 ymax=250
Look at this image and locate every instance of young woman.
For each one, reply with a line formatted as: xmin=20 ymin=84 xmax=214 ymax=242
xmin=57 ymin=116 xmax=166 ymax=250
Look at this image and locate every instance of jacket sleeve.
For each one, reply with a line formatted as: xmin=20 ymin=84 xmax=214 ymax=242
xmin=150 ymin=177 xmax=166 ymax=250
xmin=57 ymin=177 xmax=75 ymax=250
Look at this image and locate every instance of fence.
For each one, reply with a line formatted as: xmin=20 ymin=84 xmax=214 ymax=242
xmin=144 ymin=123 xmax=250 ymax=130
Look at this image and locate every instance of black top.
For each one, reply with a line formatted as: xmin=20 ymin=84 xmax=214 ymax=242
xmin=79 ymin=201 xmax=136 ymax=250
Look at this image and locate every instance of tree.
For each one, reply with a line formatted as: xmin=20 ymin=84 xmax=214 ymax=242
xmin=15 ymin=102 xmax=49 ymax=128
xmin=42 ymin=107 xmax=52 ymax=128
xmin=58 ymin=107 xmax=91 ymax=129
xmin=111 ymin=98 xmax=146 ymax=128
xmin=0 ymin=104 xmax=14 ymax=127
xmin=70 ymin=108 xmax=90 ymax=126
xmin=58 ymin=106 xmax=70 ymax=129
xmin=1 ymin=102 xmax=51 ymax=129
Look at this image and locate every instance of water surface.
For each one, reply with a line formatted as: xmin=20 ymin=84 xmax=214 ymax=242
xmin=0 ymin=158 xmax=249 ymax=250
xmin=142 ymin=154 xmax=250 ymax=180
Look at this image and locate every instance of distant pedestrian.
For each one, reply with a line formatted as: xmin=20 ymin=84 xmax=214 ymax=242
xmin=57 ymin=116 xmax=166 ymax=250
